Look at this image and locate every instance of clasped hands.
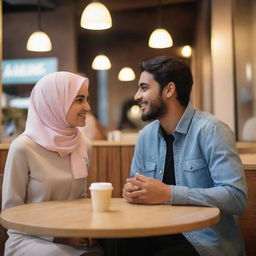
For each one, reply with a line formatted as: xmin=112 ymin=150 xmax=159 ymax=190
xmin=122 ymin=173 xmax=171 ymax=204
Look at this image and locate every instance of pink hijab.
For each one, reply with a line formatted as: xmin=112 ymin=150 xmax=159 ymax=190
xmin=24 ymin=71 xmax=89 ymax=179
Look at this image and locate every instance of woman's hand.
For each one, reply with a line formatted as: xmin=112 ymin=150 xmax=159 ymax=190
xmin=54 ymin=237 xmax=96 ymax=248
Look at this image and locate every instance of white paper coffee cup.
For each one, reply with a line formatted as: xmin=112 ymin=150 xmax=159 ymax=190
xmin=89 ymin=182 xmax=113 ymax=212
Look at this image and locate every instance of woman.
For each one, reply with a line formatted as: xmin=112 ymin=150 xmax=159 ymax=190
xmin=2 ymin=72 xmax=103 ymax=256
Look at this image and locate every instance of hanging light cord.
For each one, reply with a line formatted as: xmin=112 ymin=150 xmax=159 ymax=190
xmin=38 ymin=0 xmax=42 ymax=31
xmin=158 ymin=0 xmax=162 ymax=28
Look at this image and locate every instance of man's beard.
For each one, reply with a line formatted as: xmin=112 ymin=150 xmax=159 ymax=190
xmin=141 ymin=98 xmax=166 ymax=121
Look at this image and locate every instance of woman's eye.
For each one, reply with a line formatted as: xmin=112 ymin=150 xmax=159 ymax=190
xmin=75 ymin=98 xmax=84 ymax=103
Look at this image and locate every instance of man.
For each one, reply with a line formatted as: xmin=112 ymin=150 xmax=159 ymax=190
xmin=122 ymin=56 xmax=247 ymax=256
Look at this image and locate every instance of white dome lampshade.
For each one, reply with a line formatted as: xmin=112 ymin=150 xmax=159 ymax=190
xmin=92 ymin=55 xmax=111 ymax=70
xmin=181 ymin=45 xmax=192 ymax=58
xmin=26 ymin=31 xmax=52 ymax=52
xmin=148 ymin=28 xmax=173 ymax=49
xmin=118 ymin=67 xmax=136 ymax=81
xmin=80 ymin=2 xmax=112 ymax=30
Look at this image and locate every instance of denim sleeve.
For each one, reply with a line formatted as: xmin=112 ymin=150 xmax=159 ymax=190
xmin=130 ymin=133 xmax=142 ymax=178
xmin=172 ymin=121 xmax=248 ymax=215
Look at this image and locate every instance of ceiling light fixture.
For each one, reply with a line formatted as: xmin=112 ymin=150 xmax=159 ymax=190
xmin=92 ymin=55 xmax=111 ymax=70
xmin=181 ymin=45 xmax=192 ymax=58
xmin=148 ymin=0 xmax=173 ymax=49
xmin=80 ymin=1 xmax=112 ymax=30
xmin=118 ymin=67 xmax=136 ymax=81
xmin=26 ymin=0 xmax=52 ymax=52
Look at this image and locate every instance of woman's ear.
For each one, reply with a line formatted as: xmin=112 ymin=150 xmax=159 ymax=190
xmin=166 ymin=82 xmax=176 ymax=98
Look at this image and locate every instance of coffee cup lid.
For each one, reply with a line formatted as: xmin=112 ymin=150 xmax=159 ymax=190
xmin=89 ymin=182 xmax=113 ymax=190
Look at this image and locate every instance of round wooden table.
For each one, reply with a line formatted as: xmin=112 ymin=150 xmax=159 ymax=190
xmin=0 ymin=198 xmax=220 ymax=238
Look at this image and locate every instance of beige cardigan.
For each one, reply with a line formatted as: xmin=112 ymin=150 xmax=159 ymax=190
xmin=2 ymin=135 xmax=100 ymax=256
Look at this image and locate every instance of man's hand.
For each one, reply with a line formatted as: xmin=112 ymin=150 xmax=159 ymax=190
xmin=123 ymin=173 xmax=171 ymax=204
xmin=122 ymin=181 xmax=140 ymax=202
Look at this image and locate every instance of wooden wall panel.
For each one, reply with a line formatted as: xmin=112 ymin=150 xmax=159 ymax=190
xmin=0 ymin=148 xmax=7 ymax=174
xmin=239 ymin=170 xmax=256 ymax=256
xmin=106 ymin=146 xmax=121 ymax=197
xmin=87 ymin=146 xmax=99 ymax=196
xmin=96 ymin=146 xmax=109 ymax=182
xmin=121 ymin=146 xmax=135 ymax=186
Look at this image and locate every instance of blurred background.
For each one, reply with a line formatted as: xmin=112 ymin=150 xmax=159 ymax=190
xmin=1 ymin=0 xmax=256 ymax=142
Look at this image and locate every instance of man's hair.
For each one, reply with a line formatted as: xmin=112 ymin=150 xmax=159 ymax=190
xmin=140 ymin=56 xmax=193 ymax=106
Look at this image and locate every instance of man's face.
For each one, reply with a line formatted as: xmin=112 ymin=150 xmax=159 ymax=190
xmin=134 ymin=71 xmax=167 ymax=121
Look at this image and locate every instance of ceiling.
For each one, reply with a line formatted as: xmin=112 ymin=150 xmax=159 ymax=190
xmin=3 ymin=0 xmax=196 ymax=13
xmin=3 ymin=0 xmax=198 ymax=41
xmin=3 ymin=0 xmax=57 ymax=12
xmin=78 ymin=0 xmax=196 ymax=11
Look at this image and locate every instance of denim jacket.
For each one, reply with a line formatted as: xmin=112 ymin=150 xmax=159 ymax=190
xmin=131 ymin=103 xmax=247 ymax=256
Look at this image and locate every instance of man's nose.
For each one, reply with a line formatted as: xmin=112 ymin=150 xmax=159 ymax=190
xmin=134 ymin=89 xmax=142 ymax=101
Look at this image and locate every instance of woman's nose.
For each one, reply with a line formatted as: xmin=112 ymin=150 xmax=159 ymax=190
xmin=84 ymin=102 xmax=91 ymax=111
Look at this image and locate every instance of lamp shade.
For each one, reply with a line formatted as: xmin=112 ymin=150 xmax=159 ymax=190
xmin=148 ymin=28 xmax=173 ymax=49
xmin=26 ymin=31 xmax=52 ymax=52
xmin=92 ymin=55 xmax=111 ymax=70
xmin=118 ymin=67 xmax=136 ymax=81
xmin=181 ymin=45 xmax=192 ymax=58
xmin=80 ymin=2 xmax=112 ymax=30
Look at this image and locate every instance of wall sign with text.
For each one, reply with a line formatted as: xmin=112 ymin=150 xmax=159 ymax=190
xmin=2 ymin=57 xmax=58 ymax=85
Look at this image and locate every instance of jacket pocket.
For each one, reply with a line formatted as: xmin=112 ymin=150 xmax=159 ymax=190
xmin=183 ymin=158 xmax=207 ymax=172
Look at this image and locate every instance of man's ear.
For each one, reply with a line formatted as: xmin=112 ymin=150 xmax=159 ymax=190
xmin=165 ymin=82 xmax=176 ymax=98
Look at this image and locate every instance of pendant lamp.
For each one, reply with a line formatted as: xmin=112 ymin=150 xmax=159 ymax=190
xmin=148 ymin=0 xmax=173 ymax=49
xmin=181 ymin=45 xmax=192 ymax=58
xmin=80 ymin=1 xmax=112 ymax=30
xmin=26 ymin=0 xmax=52 ymax=52
xmin=118 ymin=67 xmax=136 ymax=81
xmin=92 ymin=55 xmax=111 ymax=70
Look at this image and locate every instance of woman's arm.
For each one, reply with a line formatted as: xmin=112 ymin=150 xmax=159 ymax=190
xmin=2 ymin=138 xmax=29 ymax=210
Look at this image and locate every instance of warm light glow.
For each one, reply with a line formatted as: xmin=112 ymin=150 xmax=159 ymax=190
xmin=118 ymin=67 xmax=136 ymax=81
xmin=128 ymin=105 xmax=141 ymax=120
xmin=130 ymin=105 xmax=140 ymax=115
xmin=80 ymin=2 xmax=112 ymax=30
xmin=26 ymin=31 xmax=52 ymax=52
xmin=92 ymin=55 xmax=111 ymax=70
xmin=245 ymin=63 xmax=252 ymax=82
xmin=211 ymin=36 xmax=225 ymax=53
xmin=148 ymin=28 xmax=173 ymax=49
xmin=181 ymin=45 xmax=192 ymax=58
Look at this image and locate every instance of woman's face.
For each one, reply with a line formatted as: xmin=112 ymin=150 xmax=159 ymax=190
xmin=66 ymin=82 xmax=91 ymax=127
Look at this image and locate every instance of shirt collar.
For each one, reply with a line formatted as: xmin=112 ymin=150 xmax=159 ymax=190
xmin=174 ymin=102 xmax=195 ymax=134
